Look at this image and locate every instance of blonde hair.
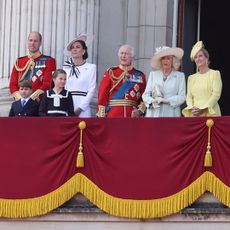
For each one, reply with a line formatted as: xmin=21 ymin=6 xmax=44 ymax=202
xmin=172 ymin=56 xmax=181 ymax=70
xmin=160 ymin=56 xmax=181 ymax=70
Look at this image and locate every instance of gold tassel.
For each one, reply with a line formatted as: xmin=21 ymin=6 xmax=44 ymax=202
xmin=77 ymin=152 xmax=84 ymax=168
xmin=204 ymin=119 xmax=214 ymax=167
xmin=204 ymin=149 xmax=212 ymax=167
xmin=76 ymin=121 xmax=86 ymax=168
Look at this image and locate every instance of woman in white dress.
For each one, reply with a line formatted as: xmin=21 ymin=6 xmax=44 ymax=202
xmin=63 ymin=34 xmax=96 ymax=117
xmin=142 ymin=46 xmax=186 ymax=117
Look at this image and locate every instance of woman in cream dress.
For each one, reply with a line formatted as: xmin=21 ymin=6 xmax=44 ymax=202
xmin=182 ymin=41 xmax=222 ymax=117
xmin=142 ymin=46 xmax=186 ymax=117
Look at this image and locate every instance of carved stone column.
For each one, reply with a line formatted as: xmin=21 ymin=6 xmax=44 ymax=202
xmin=0 ymin=0 xmax=99 ymax=88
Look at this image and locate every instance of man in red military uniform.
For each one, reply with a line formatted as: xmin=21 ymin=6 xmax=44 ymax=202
xmin=97 ymin=44 xmax=146 ymax=117
xmin=9 ymin=31 xmax=56 ymax=101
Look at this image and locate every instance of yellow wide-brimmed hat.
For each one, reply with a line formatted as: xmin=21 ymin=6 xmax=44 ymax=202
xmin=190 ymin=41 xmax=204 ymax=61
xmin=151 ymin=46 xmax=184 ymax=69
xmin=64 ymin=34 xmax=94 ymax=56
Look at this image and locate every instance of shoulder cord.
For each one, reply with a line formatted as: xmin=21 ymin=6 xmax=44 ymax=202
xmin=108 ymin=69 xmax=128 ymax=94
xmin=14 ymin=56 xmax=36 ymax=82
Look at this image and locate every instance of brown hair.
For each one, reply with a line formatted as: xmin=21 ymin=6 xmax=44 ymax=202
xmin=19 ymin=80 xmax=32 ymax=89
xmin=70 ymin=40 xmax=88 ymax=60
xmin=51 ymin=69 xmax=67 ymax=88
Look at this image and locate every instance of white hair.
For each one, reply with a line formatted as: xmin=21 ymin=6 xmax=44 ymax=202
xmin=118 ymin=44 xmax=135 ymax=57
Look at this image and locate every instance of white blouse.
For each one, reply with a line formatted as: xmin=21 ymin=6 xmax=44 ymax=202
xmin=63 ymin=60 xmax=97 ymax=117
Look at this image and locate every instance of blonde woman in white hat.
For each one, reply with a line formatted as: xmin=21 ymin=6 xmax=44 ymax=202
xmin=182 ymin=41 xmax=222 ymax=117
xmin=142 ymin=46 xmax=185 ymax=117
xmin=63 ymin=34 xmax=96 ymax=117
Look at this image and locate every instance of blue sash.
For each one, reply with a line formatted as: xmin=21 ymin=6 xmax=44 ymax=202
xmin=105 ymin=70 xmax=142 ymax=112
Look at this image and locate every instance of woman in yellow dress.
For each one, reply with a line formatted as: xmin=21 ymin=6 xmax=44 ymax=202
xmin=182 ymin=41 xmax=222 ymax=117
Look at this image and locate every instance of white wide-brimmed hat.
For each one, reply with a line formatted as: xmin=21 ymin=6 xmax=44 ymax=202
xmin=151 ymin=46 xmax=184 ymax=69
xmin=64 ymin=34 xmax=94 ymax=56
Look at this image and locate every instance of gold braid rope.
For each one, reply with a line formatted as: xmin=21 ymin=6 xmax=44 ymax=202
xmin=108 ymin=65 xmax=133 ymax=94
xmin=14 ymin=56 xmax=36 ymax=82
xmin=109 ymin=70 xmax=127 ymax=94
xmin=204 ymin=118 xmax=214 ymax=167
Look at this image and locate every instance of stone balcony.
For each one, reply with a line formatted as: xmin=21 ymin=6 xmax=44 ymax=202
xmin=55 ymin=192 xmax=230 ymax=217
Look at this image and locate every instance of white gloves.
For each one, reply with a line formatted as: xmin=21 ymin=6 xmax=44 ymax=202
xmin=152 ymin=97 xmax=169 ymax=108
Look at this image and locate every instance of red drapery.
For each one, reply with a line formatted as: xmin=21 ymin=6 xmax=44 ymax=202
xmin=0 ymin=117 xmax=230 ymax=218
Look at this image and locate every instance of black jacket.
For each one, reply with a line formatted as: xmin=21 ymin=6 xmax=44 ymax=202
xmin=9 ymin=98 xmax=39 ymax=117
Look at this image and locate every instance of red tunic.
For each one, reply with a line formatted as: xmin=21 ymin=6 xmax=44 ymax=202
xmin=9 ymin=54 xmax=56 ymax=100
xmin=97 ymin=65 xmax=146 ymax=117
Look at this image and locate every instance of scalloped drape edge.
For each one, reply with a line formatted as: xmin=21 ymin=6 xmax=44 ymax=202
xmin=0 ymin=172 xmax=228 ymax=218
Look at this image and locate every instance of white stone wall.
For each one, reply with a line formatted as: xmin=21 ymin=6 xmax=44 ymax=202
xmin=0 ymin=0 xmax=99 ymax=88
xmin=0 ymin=0 xmax=175 ymax=116
xmin=128 ymin=0 xmax=174 ymax=77
xmin=97 ymin=0 xmax=174 ymax=82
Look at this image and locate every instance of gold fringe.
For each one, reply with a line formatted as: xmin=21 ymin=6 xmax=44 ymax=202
xmin=205 ymin=171 xmax=230 ymax=207
xmin=77 ymin=173 xmax=207 ymax=218
xmin=1 ymin=172 xmax=230 ymax=218
xmin=0 ymin=174 xmax=81 ymax=218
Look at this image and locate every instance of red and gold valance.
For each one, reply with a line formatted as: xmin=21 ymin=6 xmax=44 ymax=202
xmin=0 ymin=117 xmax=230 ymax=218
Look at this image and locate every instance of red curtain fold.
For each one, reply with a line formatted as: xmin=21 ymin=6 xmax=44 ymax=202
xmin=209 ymin=117 xmax=230 ymax=185
xmin=80 ymin=117 xmax=208 ymax=199
xmin=0 ymin=116 xmax=218 ymax=201
xmin=0 ymin=117 xmax=78 ymax=198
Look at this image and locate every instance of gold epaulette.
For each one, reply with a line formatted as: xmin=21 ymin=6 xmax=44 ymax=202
xmin=107 ymin=66 xmax=118 ymax=71
xmin=30 ymin=89 xmax=44 ymax=101
xmin=12 ymin=91 xmax=22 ymax=101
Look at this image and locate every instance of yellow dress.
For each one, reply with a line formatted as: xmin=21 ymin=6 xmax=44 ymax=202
xmin=182 ymin=69 xmax=222 ymax=117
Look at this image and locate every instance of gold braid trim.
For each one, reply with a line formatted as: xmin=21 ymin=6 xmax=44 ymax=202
xmin=30 ymin=89 xmax=44 ymax=101
xmin=109 ymin=65 xmax=133 ymax=82
xmin=1 ymin=172 xmax=230 ymax=218
xmin=108 ymin=65 xmax=133 ymax=94
xmin=14 ymin=54 xmax=41 ymax=82
xmin=108 ymin=66 xmax=133 ymax=94
xmin=108 ymin=99 xmax=138 ymax=107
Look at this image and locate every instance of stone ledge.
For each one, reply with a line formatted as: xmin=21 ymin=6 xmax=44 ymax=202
xmin=52 ymin=193 xmax=230 ymax=216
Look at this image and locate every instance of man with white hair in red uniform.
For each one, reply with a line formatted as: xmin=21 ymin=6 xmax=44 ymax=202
xmin=97 ymin=44 xmax=146 ymax=118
